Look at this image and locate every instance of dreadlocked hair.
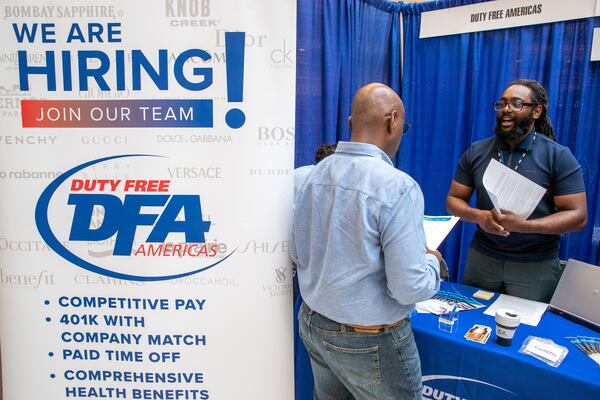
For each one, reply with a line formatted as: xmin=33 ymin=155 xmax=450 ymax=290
xmin=507 ymin=79 xmax=556 ymax=141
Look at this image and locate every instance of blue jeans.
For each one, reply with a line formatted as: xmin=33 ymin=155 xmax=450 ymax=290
xmin=298 ymin=303 xmax=422 ymax=400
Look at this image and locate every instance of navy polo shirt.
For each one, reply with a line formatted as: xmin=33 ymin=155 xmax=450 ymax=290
xmin=455 ymin=132 xmax=585 ymax=262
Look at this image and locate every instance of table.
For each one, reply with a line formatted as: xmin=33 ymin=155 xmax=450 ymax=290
xmin=294 ymin=282 xmax=600 ymax=400
xmin=414 ymin=282 xmax=600 ymax=399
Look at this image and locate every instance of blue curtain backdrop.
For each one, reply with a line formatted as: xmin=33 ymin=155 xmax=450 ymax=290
xmin=400 ymin=0 xmax=600 ymax=281
xmin=295 ymin=2 xmax=402 ymax=398
xmin=294 ymin=1 xmax=600 ymax=398
xmin=295 ymin=0 xmax=402 ymax=167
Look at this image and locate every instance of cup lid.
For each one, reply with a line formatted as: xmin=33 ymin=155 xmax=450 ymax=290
xmin=495 ymin=308 xmax=521 ymax=327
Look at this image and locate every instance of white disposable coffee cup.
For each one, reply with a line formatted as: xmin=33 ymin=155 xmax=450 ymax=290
xmin=495 ymin=309 xmax=521 ymax=346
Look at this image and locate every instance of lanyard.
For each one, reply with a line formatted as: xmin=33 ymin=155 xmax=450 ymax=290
xmin=497 ymin=132 xmax=537 ymax=171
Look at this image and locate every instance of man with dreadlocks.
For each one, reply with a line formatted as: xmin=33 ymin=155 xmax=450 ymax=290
xmin=446 ymin=79 xmax=587 ymax=302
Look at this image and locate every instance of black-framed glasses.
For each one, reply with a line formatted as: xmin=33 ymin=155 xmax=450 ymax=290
xmin=402 ymin=122 xmax=411 ymax=134
xmin=385 ymin=112 xmax=411 ymax=135
xmin=492 ymin=100 xmax=536 ymax=111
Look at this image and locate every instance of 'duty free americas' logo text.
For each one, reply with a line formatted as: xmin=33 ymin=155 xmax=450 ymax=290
xmin=35 ymin=155 xmax=235 ymax=281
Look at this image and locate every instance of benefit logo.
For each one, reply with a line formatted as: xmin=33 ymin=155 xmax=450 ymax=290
xmin=35 ymin=155 xmax=234 ymax=281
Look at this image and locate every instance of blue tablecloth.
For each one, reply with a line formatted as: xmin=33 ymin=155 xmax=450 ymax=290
xmin=295 ymin=282 xmax=600 ymax=399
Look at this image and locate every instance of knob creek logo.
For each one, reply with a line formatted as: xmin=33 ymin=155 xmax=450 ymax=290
xmin=35 ymin=154 xmax=235 ymax=281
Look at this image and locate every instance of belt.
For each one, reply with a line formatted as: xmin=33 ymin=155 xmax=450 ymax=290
xmin=345 ymin=320 xmax=405 ymax=334
xmin=303 ymin=303 xmax=406 ymax=334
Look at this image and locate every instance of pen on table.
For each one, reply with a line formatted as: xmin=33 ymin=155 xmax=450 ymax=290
xmin=450 ymin=305 xmax=457 ymax=320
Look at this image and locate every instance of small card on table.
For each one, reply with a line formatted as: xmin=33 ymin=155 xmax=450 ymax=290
xmin=465 ymin=324 xmax=491 ymax=344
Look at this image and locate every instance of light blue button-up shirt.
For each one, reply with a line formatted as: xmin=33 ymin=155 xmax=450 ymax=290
xmin=290 ymin=141 xmax=440 ymax=325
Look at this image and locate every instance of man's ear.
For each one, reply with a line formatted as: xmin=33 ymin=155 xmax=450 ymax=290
xmin=387 ymin=110 xmax=397 ymax=134
xmin=348 ymin=116 xmax=352 ymax=131
xmin=533 ymin=104 xmax=543 ymax=120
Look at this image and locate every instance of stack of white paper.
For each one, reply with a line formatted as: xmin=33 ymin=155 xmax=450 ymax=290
xmin=482 ymin=159 xmax=546 ymax=219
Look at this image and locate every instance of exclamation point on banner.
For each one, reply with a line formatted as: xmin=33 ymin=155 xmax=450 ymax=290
xmin=225 ymin=32 xmax=246 ymax=129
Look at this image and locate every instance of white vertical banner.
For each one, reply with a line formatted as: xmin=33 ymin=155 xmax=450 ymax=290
xmin=0 ymin=1 xmax=296 ymax=399
xmin=592 ymin=28 xmax=600 ymax=61
xmin=593 ymin=0 xmax=600 ymax=61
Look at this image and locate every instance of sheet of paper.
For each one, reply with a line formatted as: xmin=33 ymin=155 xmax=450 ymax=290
xmin=482 ymin=159 xmax=546 ymax=219
xmin=423 ymin=215 xmax=459 ymax=250
xmin=483 ymin=294 xmax=548 ymax=326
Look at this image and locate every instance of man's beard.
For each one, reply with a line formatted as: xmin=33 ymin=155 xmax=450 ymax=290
xmin=494 ymin=111 xmax=535 ymax=141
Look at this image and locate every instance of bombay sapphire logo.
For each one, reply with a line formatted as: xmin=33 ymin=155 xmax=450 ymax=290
xmin=35 ymin=154 xmax=235 ymax=281
xmin=422 ymin=375 xmax=517 ymax=400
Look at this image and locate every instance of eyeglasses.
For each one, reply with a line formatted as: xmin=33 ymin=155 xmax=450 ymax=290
xmin=492 ymin=100 xmax=536 ymax=111
xmin=385 ymin=112 xmax=411 ymax=134
xmin=402 ymin=122 xmax=411 ymax=134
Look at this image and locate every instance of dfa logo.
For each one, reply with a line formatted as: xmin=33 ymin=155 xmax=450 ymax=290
xmin=35 ymin=154 xmax=234 ymax=281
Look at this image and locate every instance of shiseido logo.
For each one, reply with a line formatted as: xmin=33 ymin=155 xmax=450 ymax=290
xmin=239 ymin=240 xmax=289 ymax=254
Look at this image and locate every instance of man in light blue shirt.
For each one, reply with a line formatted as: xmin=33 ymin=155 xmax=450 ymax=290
xmin=291 ymin=83 xmax=441 ymax=400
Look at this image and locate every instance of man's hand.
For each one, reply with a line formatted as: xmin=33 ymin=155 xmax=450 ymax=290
xmin=426 ymin=248 xmax=442 ymax=262
xmin=477 ymin=210 xmax=509 ymax=236
xmin=491 ymin=209 xmax=526 ymax=233
xmin=447 ymin=180 xmax=508 ymax=237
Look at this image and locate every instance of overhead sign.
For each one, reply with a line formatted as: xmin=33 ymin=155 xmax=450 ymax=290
xmin=420 ymin=0 xmax=597 ymax=38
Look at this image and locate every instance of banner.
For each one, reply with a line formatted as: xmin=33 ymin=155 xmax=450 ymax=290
xmin=420 ymin=0 xmax=597 ymax=38
xmin=593 ymin=28 xmax=600 ymax=61
xmin=0 ymin=1 xmax=296 ymax=399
